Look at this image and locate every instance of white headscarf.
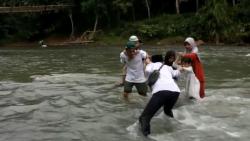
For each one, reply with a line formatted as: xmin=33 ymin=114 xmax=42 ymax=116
xmin=184 ymin=37 xmax=198 ymax=53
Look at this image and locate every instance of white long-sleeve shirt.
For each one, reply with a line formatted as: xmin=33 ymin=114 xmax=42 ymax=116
xmin=145 ymin=62 xmax=181 ymax=94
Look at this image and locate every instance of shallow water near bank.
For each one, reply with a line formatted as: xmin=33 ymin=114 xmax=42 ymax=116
xmin=0 ymin=45 xmax=250 ymax=141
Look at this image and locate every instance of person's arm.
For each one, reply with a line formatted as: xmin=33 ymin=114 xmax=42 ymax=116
xmin=171 ymin=67 xmax=181 ymax=78
xmin=140 ymin=50 xmax=148 ymax=60
xmin=120 ymin=51 xmax=126 ymax=64
xmin=172 ymin=62 xmax=180 ymax=70
xmin=145 ymin=57 xmax=151 ymax=65
xmin=175 ymin=52 xmax=183 ymax=65
xmin=145 ymin=63 xmax=154 ymax=78
xmin=183 ymin=53 xmax=196 ymax=60
xmin=183 ymin=66 xmax=193 ymax=73
xmin=119 ymin=52 xmax=127 ymax=85
xmin=140 ymin=50 xmax=150 ymax=71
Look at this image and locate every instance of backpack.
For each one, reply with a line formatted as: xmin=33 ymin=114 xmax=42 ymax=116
xmin=147 ymin=64 xmax=164 ymax=87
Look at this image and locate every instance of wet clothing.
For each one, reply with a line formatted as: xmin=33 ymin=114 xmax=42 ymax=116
xmin=120 ymin=49 xmax=148 ymax=95
xmin=124 ymin=81 xmax=147 ymax=95
xmin=183 ymin=53 xmax=205 ymax=98
xmin=120 ymin=50 xmax=147 ymax=83
xmin=182 ymin=66 xmax=201 ymax=100
xmin=140 ymin=91 xmax=179 ymax=120
xmin=139 ymin=62 xmax=181 ymax=136
xmin=139 ymin=90 xmax=179 ymax=136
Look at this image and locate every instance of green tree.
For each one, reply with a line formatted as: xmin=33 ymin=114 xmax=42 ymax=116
xmin=198 ymin=0 xmax=232 ymax=44
xmin=112 ymin=0 xmax=133 ymax=23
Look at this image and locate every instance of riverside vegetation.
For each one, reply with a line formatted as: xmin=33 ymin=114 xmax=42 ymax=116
xmin=0 ymin=0 xmax=250 ymax=46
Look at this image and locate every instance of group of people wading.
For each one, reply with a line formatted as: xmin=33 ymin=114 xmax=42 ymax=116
xmin=119 ymin=35 xmax=205 ymax=136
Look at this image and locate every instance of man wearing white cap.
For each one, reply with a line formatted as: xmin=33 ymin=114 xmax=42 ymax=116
xmin=129 ymin=35 xmax=143 ymax=50
xmin=120 ymin=41 xmax=148 ymax=98
xmin=117 ymin=35 xmax=147 ymax=87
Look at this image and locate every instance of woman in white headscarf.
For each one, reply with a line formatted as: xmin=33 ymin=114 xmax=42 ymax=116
xmin=184 ymin=37 xmax=199 ymax=53
xmin=182 ymin=37 xmax=205 ymax=98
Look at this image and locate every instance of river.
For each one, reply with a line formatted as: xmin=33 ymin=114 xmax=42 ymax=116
xmin=0 ymin=45 xmax=250 ymax=141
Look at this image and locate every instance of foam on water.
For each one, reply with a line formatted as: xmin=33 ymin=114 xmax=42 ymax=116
xmin=149 ymin=134 xmax=173 ymax=141
xmin=32 ymin=73 xmax=118 ymax=83
xmin=126 ymin=86 xmax=245 ymax=140
xmin=225 ymin=131 xmax=241 ymax=137
xmin=127 ymin=118 xmax=175 ymax=141
xmin=122 ymin=73 xmax=249 ymax=140
xmin=174 ymin=107 xmax=200 ymax=127
xmin=126 ymin=121 xmax=140 ymax=137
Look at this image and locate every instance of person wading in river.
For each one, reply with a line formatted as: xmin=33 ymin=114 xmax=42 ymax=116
xmin=117 ymin=35 xmax=147 ymax=87
xmin=120 ymin=41 xmax=148 ymax=98
xmin=139 ymin=50 xmax=183 ymax=136
xmin=179 ymin=37 xmax=205 ymax=98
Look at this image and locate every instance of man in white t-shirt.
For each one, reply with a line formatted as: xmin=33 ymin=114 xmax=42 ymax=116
xmin=120 ymin=41 xmax=148 ymax=98
xmin=117 ymin=35 xmax=145 ymax=86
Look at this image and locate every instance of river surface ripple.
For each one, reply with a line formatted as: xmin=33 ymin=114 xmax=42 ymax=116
xmin=0 ymin=45 xmax=250 ymax=141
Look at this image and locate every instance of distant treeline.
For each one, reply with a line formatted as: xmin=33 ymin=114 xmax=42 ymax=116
xmin=0 ymin=0 xmax=249 ymax=44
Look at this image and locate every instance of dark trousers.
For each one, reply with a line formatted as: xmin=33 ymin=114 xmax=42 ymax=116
xmin=139 ymin=90 xmax=179 ymax=133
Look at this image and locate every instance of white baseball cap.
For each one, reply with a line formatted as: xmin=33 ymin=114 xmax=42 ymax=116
xmin=129 ymin=35 xmax=139 ymax=42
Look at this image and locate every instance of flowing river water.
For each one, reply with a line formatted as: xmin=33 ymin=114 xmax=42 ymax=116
xmin=0 ymin=45 xmax=250 ymax=141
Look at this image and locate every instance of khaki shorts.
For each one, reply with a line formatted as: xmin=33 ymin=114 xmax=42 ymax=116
xmin=124 ymin=81 xmax=148 ymax=95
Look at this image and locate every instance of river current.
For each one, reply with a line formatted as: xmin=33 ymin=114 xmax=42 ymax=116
xmin=0 ymin=45 xmax=250 ymax=141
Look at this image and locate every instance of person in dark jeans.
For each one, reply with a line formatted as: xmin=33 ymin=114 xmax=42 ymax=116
xmin=139 ymin=50 xmax=183 ymax=136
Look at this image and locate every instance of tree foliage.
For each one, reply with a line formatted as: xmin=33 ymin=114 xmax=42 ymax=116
xmin=197 ymin=0 xmax=232 ymax=43
xmin=0 ymin=0 xmax=250 ymax=44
